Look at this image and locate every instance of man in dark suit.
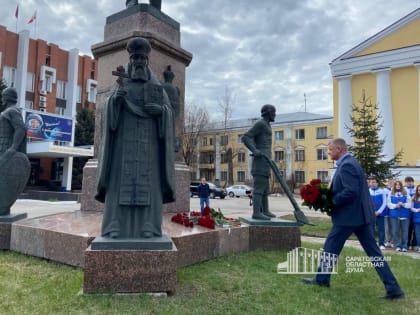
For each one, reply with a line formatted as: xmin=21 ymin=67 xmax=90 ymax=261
xmin=303 ymin=138 xmax=404 ymax=299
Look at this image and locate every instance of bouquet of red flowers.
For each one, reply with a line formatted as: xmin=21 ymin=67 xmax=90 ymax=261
xmin=300 ymin=178 xmax=334 ymax=216
xmin=171 ymin=212 xmax=194 ymax=227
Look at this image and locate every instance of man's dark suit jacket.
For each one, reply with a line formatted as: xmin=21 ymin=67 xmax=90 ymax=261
xmin=331 ymin=154 xmax=375 ymax=227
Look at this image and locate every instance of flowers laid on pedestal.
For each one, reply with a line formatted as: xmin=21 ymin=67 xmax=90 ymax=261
xmin=300 ymin=178 xmax=334 ymax=216
xmin=170 ymin=207 xmax=241 ymax=229
xmin=171 ymin=212 xmax=194 ymax=227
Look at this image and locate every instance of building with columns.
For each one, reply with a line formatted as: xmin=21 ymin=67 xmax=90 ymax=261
xmin=330 ymin=8 xmax=420 ymax=180
xmin=0 ymin=25 xmax=96 ymax=191
xmin=191 ymin=112 xmax=333 ymax=189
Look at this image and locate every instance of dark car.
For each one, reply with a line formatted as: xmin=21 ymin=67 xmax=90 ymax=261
xmin=190 ymin=181 xmax=227 ymax=199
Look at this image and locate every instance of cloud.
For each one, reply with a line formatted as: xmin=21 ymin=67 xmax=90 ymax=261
xmin=1 ymin=0 xmax=418 ymax=120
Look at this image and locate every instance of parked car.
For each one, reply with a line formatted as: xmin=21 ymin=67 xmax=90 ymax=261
xmin=190 ymin=181 xmax=227 ymax=199
xmin=226 ymin=185 xmax=253 ymax=198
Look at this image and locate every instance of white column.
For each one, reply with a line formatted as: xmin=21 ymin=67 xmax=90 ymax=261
xmin=337 ymin=75 xmax=353 ymax=145
xmin=16 ymin=30 xmax=30 ymax=109
xmin=62 ymin=157 xmax=73 ymax=191
xmin=66 ymin=48 xmax=78 ymax=119
xmin=374 ymin=69 xmax=394 ymax=159
xmin=416 ymin=64 xmax=420 ymax=146
xmin=285 ymin=127 xmax=292 ymax=181
xmin=61 ymin=48 xmax=79 ymax=191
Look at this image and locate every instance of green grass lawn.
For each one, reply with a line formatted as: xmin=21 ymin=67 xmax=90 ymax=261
xmin=281 ymin=215 xmax=362 ymax=240
xmin=1 ymin=241 xmax=419 ymax=315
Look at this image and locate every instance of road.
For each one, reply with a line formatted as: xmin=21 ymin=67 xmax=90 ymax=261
xmin=11 ymin=195 xmax=324 ymax=219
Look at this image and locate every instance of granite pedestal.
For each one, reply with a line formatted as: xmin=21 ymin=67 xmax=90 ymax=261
xmin=10 ymin=211 xmax=100 ymax=267
xmin=84 ymin=239 xmax=178 ymax=294
xmin=0 ymin=213 xmax=27 ymax=249
xmin=240 ymin=217 xmax=302 ymax=251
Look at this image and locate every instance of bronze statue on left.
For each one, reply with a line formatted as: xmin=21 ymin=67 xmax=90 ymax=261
xmin=95 ymin=37 xmax=176 ymax=239
xmin=0 ymin=87 xmax=30 ymax=216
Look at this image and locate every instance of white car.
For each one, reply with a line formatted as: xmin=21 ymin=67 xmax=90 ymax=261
xmin=226 ymin=185 xmax=252 ymax=198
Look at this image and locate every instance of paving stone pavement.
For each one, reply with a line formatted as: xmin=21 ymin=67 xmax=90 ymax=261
xmin=11 ymin=195 xmax=420 ymax=259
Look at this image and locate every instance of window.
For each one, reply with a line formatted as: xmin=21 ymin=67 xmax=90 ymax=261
xmin=56 ymin=80 xmax=67 ymax=99
xmin=237 ymin=171 xmax=245 ymax=182
xmin=274 ymin=130 xmax=284 ymax=141
xmin=40 ymin=65 xmax=56 ymax=93
xmin=26 ymin=72 xmax=35 ymax=92
xmin=295 ymin=171 xmax=305 ymax=183
xmin=316 ymin=127 xmax=327 ymax=139
xmin=209 ymin=137 xmax=213 ymax=146
xmin=317 ymin=147 xmax=328 ymax=160
xmin=3 ymin=66 xmax=16 ymax=87
xmin=200 ymin=153 xmax=213 ymax=164
xmin=237 ymin=134 xmax=244 ymax=143
xmin=238 ymin=151 xmax=246 ymax=163
xmin=55 ymin=107 xmax=65 ymax=115
xmin=295 ymin=149 xmax=305 ymax=161
xmin=87 ymin=79 xmax=97 ymax=103
xmin=221 ymin=171 xmax=227 ymax=181
xmin=317 ymin=171 xmax=329 ymax=182
xmin=201 ymin=136 xmax=208 ymax=146
xmin=274 ymin=150 xmax=284 ymax=161
xmin=25 ymin=100 xmax=33 ymax=109
xmin=76 ymin=85 xmax=82 ymax=103
xmin=221 ymin=152 xmax=228 ymax=164
xmin=295 ymin=129 xmax=305 ymax=140
xmin=220 ymin=135 xmax=229 ymax=145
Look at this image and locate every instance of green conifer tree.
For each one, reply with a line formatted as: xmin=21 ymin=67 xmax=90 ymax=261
xmin=72 ymin=105 xmax=95 ymax=189
xmin=346 ymin=90 xmax=403 ymax=185
xmin=0 ymin=79 xmax=8 ymax=112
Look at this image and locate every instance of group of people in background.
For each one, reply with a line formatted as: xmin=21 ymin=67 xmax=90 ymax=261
xmin=369 ymin=176 xmax=420 ymax=253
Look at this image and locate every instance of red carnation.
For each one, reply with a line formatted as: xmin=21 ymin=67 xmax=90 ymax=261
xmin=310 ymin=178 xmax=322 ymax=185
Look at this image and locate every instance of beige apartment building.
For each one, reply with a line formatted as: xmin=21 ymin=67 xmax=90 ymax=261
xmin=190 ymin=112 xmax=334 ymax=190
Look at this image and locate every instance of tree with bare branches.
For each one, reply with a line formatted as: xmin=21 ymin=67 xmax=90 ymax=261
xmin=182 ymin=103 xmax=209 ymax=174
xmin=217 ymin=86 xmax=238 ymax=186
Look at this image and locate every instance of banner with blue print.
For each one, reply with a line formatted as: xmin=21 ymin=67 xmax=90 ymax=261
xmin=25 ymin=111 xmax=73 ymax=142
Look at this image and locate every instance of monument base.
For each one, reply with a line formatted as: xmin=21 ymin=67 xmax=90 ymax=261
xmin=240 ymin=217 xmax=302 ymax=251
xmin=84 ymin=241 xmax=178 ymax=294
xmin=91 ymin=234 xmax=173 ymax=250
xmin=0 ymin=213 xmax=27 ymax=250
xmin=80 ymin=159 xmax=104 ymax=212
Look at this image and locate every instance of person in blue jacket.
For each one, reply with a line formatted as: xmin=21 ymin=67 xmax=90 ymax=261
xmin=303 ymin=138 xmax=404 ymax=300
xmin=387 ymin=180 xmax=411 ymax=252
xmin=410 ymin=185 xmax=420 ymax=253
xmin=405 ymin=176 xmax=417 ymax=251
xmin=369 ymin=176 xmax=387 ymax=250
xmin=197 ymin=177 xmax=210 ymax=215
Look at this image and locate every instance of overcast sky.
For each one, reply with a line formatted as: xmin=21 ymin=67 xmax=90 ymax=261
xmin=1 ymin=1 xmax=419 ymax=120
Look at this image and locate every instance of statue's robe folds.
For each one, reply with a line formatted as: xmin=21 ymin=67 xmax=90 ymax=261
xmin=0 ymin=106 xmax=30 ymax=215
xmin=95 ymin=74 xmax=175 ymax=238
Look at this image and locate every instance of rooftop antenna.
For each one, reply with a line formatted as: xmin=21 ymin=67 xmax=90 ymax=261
xmin=304 ymin=93 xmax=307 ymax=112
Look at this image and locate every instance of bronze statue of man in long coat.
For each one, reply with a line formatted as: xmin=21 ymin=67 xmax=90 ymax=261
xmin=95 ymin=37 xmax=175 ymax=239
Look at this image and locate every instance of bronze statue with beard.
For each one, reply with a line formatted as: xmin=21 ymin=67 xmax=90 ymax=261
xmin=95 ymin=37 xmax=175 ymax=239
xmin=0 ymin=88 xmax=30 ymax=216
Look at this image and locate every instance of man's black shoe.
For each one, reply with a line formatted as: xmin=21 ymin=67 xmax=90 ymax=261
xmin=302 ymin=278 xmax=330 ymax=288
xmin=382 ymin=291 xmax=405 ymax=300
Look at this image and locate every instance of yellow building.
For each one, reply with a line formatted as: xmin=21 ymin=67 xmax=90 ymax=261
xmin=330 ymin=8 xmax=420 ymax=181
xmin=192 ymin=112 xmax=333 ymax=190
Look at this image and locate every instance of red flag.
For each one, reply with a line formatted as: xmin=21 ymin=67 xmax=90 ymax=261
xmin=28 ymin=10 xmax=37 ymax=24
xmin=15 ymin=4 xmax=19 ymax=19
